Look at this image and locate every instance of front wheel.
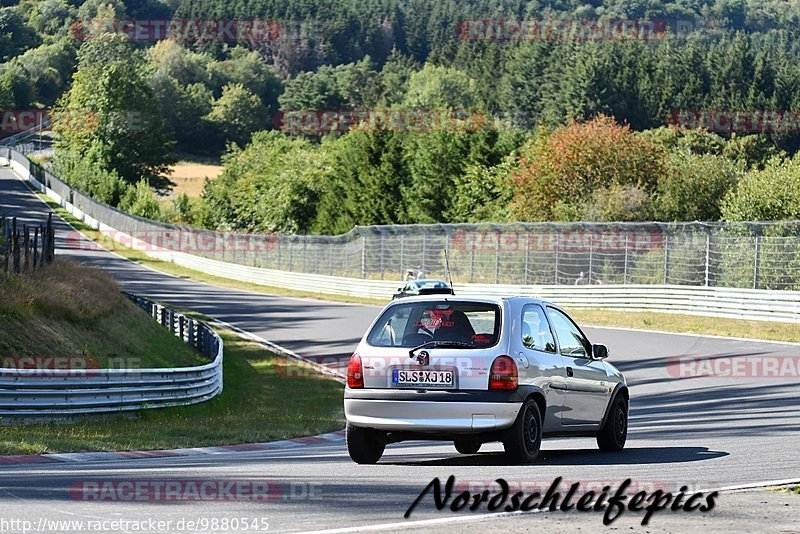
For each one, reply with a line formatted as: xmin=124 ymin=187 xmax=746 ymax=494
xmin=502 ymin=399 xmax=542 ymax=463
xmin=346 ymin=423 xmax=386 ymax=464
xmin=597 ymin=395 xmax=628 ymax=451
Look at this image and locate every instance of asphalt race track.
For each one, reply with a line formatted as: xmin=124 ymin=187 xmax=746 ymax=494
xmin=1 ymin=167 xmax=799 ymax=532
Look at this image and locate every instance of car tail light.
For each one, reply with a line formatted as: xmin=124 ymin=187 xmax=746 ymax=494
xmin=347 ymin=354 xmax=364 ymax=389
xmin=489 ymin=355 xmax=518 ymax=390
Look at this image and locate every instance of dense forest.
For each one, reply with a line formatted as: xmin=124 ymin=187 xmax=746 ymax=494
xmin=2 ymin=0 xmax=800 ymax=233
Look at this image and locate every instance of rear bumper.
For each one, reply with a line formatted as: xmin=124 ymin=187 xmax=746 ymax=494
xmin=344 ymin=389 xmax=524 ymax=433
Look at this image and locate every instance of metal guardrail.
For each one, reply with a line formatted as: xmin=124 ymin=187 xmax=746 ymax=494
xmin=0 ymin=293 xmax=223 ymax=417
xmin=4 ymin=146 xmax=800 ymax=323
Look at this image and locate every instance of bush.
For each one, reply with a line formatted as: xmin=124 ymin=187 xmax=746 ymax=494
xmin=510 ymin=116 xmax=667 ymax=222
xmin=655 ymin=152 xmax=744 ymax=221
xmin=585 ymin=183 xmax=654 ymax=222
xmin=119 ymin=180 xmax=164 ymax=220
xmin=721 ymin=157 xmax=800 ymax=221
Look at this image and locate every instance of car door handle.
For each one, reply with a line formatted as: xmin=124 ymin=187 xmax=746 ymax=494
xmin=566 ymin=367 xmax=574 ymax=377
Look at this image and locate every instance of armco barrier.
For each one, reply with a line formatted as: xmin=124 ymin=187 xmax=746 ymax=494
xmin=4 ymin=149 xmax=800 ymax=323
xmin=0 ymin=293 xmax=223 ymax=417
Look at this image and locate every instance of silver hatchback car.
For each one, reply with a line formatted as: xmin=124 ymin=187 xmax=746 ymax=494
xmin=344 ymin=295 xmax=628 ymax=464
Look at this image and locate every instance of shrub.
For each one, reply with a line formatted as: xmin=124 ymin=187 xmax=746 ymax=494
xmin=510 ymin=116 xmax=667 ymax=221
xmin=721 ymin=156 xmax=800 ymax=221
xmin=655 ymin=152 xmax=744 ymax=221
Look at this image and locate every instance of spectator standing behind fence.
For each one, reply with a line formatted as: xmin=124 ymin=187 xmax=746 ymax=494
xmin=404 ymin=270 xmax=416 ymax=282
xmin=416 ymin=265 xmax=425 ymax=279
xmin=575 ymin=271 xmax=589 ymax=285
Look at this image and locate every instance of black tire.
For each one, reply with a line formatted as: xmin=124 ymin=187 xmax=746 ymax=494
xmin=502 ymin=398 xmax=542 ymax=463
xmin=597 ymin=395 xmax=628 ymax=451
xmin=346 ymin=423 xmax=386 ymax=464
xmin=454 ymin=440 xmax=481 ymax=454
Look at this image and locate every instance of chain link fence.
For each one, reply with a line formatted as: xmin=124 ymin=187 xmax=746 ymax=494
xmin=7 ymin=146 xmax=800 ymax=290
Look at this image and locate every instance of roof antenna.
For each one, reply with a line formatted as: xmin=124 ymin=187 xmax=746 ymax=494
xmin=444 ymin=243 xmax=455 ymax=295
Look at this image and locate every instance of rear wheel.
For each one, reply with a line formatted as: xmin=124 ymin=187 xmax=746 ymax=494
xmin=454 ymin=440 xmax=481 ymax=454
xmin=346 ymin=423 xmax=386 ymax=464
xmin=502 ymin=398 xmax=542 ymax=463
xmin=597 ymin=395 xmax=628 ymax=451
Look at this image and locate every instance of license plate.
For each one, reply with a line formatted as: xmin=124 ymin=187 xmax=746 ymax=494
xmin=392 ymin=369 xmax=454 ymax=388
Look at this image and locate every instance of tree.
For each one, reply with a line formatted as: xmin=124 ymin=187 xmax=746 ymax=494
xmin=446 ymin=156 xmax=515 ymax=223
xmin=655 ymin=152 xmax=744 ymax=221
xmin=403 ymin=63 xmax=478 ymax=110
xmin=55 ymin=33 xmax=175 ymax=189
xmin=510 ymin=116 xmax=668 ymax=221
xmin=206 ymin=83 xmax=267 ymax=147
xmin=721 ymin=156 xmax=800 ymax=221
xmin=202 ymin=131 xmax=331 ymax=233
xmin=0 ymin=7 xmax=40 ymax=61
xmin=119 ymin=180 xmax=164 ymax=220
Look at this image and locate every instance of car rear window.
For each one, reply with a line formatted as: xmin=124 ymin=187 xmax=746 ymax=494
xmin=367 ymin=301 xmax=501 ymax=348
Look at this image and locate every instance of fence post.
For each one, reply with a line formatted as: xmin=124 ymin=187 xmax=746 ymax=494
xmin=753 ymin=235 xmax=761 ymax=290
xmin=554 ymin=234 xmax=560 ymax=285
xmin=32 ymin=227 xmax=39 ymax=271
xmin=469 ymin=244 xmax=475 ymax=283
xmin=421 ymin=234 xmax=427 ymax=277
xmin=664 ymin=234 xmax=670 ymax=284
xmin=704 ymin=232 xmax=711 ymax=287
xmin=495 ymin=231 xmax=501 ymax=284
xmin=47 ymin=213 xmax=54 ymax=263
xmin=588 ymin=235 xmax=594 ymax=284
xmin=399 ymin=234 xmax=405 ymax=277
xmin=623 ymin=234 xmax=629 ymax=284
xmin=360 ymin=235 xmax=366 ymax=279
xmin=12 ymin=218 xmax=20 ymax=274
xmin=23 ymin=225 xmax=30 ymax=271
xmin=2 ymin=217 xmax=7 ymax=273
xmin=380 ymin=234 xmax=385 ymax=280
xmin=329 ymin=242 xmax=334 ymax=276
xmin=302 ymin=239 xmax=307 ymax=273
xmin=524 ymin=231 xmax=530 ymax=285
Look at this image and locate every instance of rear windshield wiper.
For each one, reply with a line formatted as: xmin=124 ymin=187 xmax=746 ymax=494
xmin=409 ymin=341 xmax=473 ymax=359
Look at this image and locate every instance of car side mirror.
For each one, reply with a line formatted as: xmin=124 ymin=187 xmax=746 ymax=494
xmin=592 ymin=344 xmax=609 ymax=360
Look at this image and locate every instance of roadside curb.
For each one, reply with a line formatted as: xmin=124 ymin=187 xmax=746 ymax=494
xmin=0 ymin=431 xmax=345 ymax=467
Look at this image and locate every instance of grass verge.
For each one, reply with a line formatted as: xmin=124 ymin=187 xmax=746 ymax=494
xmin=36 ymin=190 xmax=800 ymax=344
xmin=0 ymin=329 xmax=344 ymax=454
xmin=0 ymin=259 xmax=205 ymax=368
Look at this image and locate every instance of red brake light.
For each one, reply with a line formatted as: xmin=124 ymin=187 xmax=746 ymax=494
xmin=489 ymin=356 xmax=518 ymax=390
xmin=347 ymin=354 xmax=364 ymax=389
